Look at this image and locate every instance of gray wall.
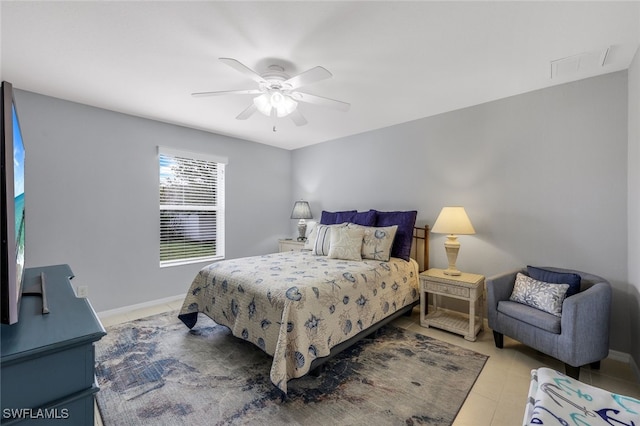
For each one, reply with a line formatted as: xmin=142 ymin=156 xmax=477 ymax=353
xmin=15 ymin=90 xmax=292 ymax=312
xmin=292 ymin=72 xmax=630 ymax=353
xmin=628 ymin=48 xmax=640 ymax=370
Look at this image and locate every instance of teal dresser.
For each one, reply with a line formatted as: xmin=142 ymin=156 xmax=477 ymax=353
xmin=1 ymin=265 xmax=106 ymax=425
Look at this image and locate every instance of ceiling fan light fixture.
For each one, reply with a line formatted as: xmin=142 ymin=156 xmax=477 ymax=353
xmin=275 ymin=96 xmax=297 ymax=118
xmin=253 ymin=93 xmax=272 ymax=116
xmin=253 ymin=90 xmax=298 ymax=118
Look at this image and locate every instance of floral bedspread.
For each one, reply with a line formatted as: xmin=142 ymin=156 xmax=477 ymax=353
xmin=523 ymin=367 xmax=640 ymax=425
xmin=178 ymin=251 xmax=419 ymax=393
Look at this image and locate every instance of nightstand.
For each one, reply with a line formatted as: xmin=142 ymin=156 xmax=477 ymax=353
xmin=419 ymin=268 xmax=485 ymax=341
xmin=278 ymin=239 xmax=306 ymax=252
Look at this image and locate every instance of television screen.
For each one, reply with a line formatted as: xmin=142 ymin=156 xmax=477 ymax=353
xmin=13 ymin=102 xmax=26 ymax=306
xmin=1 ymin=81 xmax=26 ymax=325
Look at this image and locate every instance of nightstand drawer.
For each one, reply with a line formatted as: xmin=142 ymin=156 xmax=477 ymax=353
xmin=278 ymin=239 xmax=305 ymax=252
xmin=424 ymin=281 xmax=470 ymax=298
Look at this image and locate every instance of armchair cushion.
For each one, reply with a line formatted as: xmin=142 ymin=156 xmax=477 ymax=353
xmin=497 ymin=300 xmax=561 ymax=334
xmin=527 ymin=266 xmax=581 ymax=297
xmin=509 ymin=273 xmax=569 ymax=317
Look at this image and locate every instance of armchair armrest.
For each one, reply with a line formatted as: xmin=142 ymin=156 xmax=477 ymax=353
xmin=486 ymin=269 xmax=522 ymax=328
xmin=559 ymin=281 xmax=612 ymax=365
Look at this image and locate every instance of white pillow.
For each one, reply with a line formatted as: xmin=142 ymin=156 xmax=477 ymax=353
xmin=328 ymin=226 xmax=365 ymax=261
xmin=303 ymin=222 xmax=318 ymax=250
xmin=311 ymin=223 xmax=347 ymax=256
xmin=509 ymin=273 xmax=569 ymax=317
xmin=348 ymin=223 xmax=398 ymax=261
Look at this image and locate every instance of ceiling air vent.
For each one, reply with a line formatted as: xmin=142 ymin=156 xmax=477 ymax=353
xmin=550 ymin=46 xmax=610 ymax=79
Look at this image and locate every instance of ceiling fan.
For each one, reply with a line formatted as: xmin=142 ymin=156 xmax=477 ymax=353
xmin=192 ymin=58 xmax=350 ymax=126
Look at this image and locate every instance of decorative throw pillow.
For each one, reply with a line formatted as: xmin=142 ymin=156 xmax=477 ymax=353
xmin=348 ymin=223 xmax=398 ymax=261
xmin=374 ymin=210 xmax=417 ymax=261
xmin=320 ymin=210 xmax=357 ymax=225
xmin=510 ymin=273 xmax=570 ymax=317
xmin=328 ymin=226 xmax=365 ymax=261
xmin=303 ymin=222 xmax=318 ymax=250
xmin=352 ymin=209 xmax=377 ymax=226
xmin=527 ymin=266 xmax=581 ymax=298
xmin=311 ymin=223 xmax=347 ymax=256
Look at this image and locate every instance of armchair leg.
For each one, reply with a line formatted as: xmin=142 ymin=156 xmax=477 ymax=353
xmin=565 ymin=364 xmax=580 ymax=380
xmin=590 ymin=361 xmax=601 ymax=370
xmin=492 ymin=331 xmax=504 ymax=348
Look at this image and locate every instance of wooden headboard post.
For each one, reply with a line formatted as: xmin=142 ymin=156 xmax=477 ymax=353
xmin=411 ymin=225 xmax=430 ymax=272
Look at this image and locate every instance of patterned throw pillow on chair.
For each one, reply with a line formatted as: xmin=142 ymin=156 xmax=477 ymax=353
xmin=509 ymin=273 xmax=570 ymax=317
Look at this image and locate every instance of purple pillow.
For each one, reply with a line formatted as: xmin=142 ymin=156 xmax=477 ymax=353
xmin=352 ymin=210 xmax=377 ymax=226
xmin=320 ymin=210 xmax=356 ymax=225
xmin=375 ymin=210 xmax=417 ymax=261
xmin=526 ymin=266 xmax=581 ymax=297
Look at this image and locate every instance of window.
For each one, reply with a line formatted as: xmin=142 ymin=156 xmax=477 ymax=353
xmin=158 ymin=147 xmax=226 ymax=267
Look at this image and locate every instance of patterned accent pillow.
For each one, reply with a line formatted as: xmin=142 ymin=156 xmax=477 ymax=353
xmin=347 ymin=223 xmax=398 ymax=261
xmin=509 ymin=273 xmax=570 ymax=317
xmin=328 ymin=226 xmax=365 ymax=261
xmin=311 ymin=223 xmax=347 ymax=256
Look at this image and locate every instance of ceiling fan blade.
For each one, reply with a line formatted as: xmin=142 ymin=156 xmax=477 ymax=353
xmin=289 ymin=108 xmax=308 ymax=126
xmin=284 ymin=66 xmax=332 ymax=89
xmin=291 ymin=92 xmax=350 ymax=112
xmin=236 ymin=103 xmax=257 ymax=120
xmin=192 ymin=89 xmax=262 ymax=97
xmin=219 ymin=58 xmax=266 ymax=85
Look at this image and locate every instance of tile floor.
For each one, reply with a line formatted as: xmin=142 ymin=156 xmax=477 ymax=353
xmin=95 ymin=300 xmax=640 ymax=426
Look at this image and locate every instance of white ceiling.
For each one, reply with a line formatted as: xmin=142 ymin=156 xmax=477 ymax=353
xmin=1 ymin=1 xmax=639 ymax=150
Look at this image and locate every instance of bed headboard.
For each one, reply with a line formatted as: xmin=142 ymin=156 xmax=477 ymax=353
xmin=411 ymin=225 xmax=429 ymax=272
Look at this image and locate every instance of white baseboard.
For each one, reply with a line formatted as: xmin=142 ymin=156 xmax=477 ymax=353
xmin=97 ymin=294 xmax=185 ymax=320
xmin=607 ymin=349 xmax=629 ymax=363
xmin=608 ymin=349 xmax=640 ymax=382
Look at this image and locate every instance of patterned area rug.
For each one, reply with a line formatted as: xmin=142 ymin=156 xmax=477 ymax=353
xmin=95 ymin=311 xmax=487 ymax=425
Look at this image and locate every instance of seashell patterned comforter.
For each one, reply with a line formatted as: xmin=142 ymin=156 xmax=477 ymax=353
xmin=178 ymin=250 xmax=419 ymax=393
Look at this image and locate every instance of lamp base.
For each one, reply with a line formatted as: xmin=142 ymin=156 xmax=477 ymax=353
xmin=443 ymin=235 xmax=462 ymax=276
xmin=297 ymin=220 xmax=307 ymax=242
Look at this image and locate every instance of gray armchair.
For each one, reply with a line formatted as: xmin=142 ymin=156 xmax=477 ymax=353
xmin=486 ymin=267 xmax=611 ymax=380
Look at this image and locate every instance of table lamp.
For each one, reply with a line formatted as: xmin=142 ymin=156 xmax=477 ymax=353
xmin=431 ymin=206 xmax=476 ymax=276
xmin=291 ymin=201 xmax=313 ymax=241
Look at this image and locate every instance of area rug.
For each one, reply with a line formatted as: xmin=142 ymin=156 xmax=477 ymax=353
xmin=95 ymin=311 xmax=488 ymax=425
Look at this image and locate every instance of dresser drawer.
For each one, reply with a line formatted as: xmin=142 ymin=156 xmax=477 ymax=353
xmin=424 ymin=281 xmax=470 ymax=298
xmin=2 ymin=343 xmax=96 ymax=410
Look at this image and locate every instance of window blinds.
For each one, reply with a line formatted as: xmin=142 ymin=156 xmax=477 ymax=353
xmin=159 ymin=147 xmax=226 ymax=267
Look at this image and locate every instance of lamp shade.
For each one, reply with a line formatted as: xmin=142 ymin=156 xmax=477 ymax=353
xmin=431 ymin=207 xmax=475 ymax=235
xmin=290 ymin=201 xmax=313 ymax=220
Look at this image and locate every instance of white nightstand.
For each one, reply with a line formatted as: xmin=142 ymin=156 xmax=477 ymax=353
xmin=278 ymin=239 xmax=306 ymax=252
xmin=419 ymin=268 xmax=485 ymax=341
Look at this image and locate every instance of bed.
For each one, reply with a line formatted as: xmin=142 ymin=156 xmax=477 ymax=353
xmin=178 ymin=211 xmax=429 ymax=393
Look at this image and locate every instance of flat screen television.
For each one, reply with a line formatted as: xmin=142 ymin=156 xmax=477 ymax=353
xmin=1 ymin=81 xmax=26 ymax=325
